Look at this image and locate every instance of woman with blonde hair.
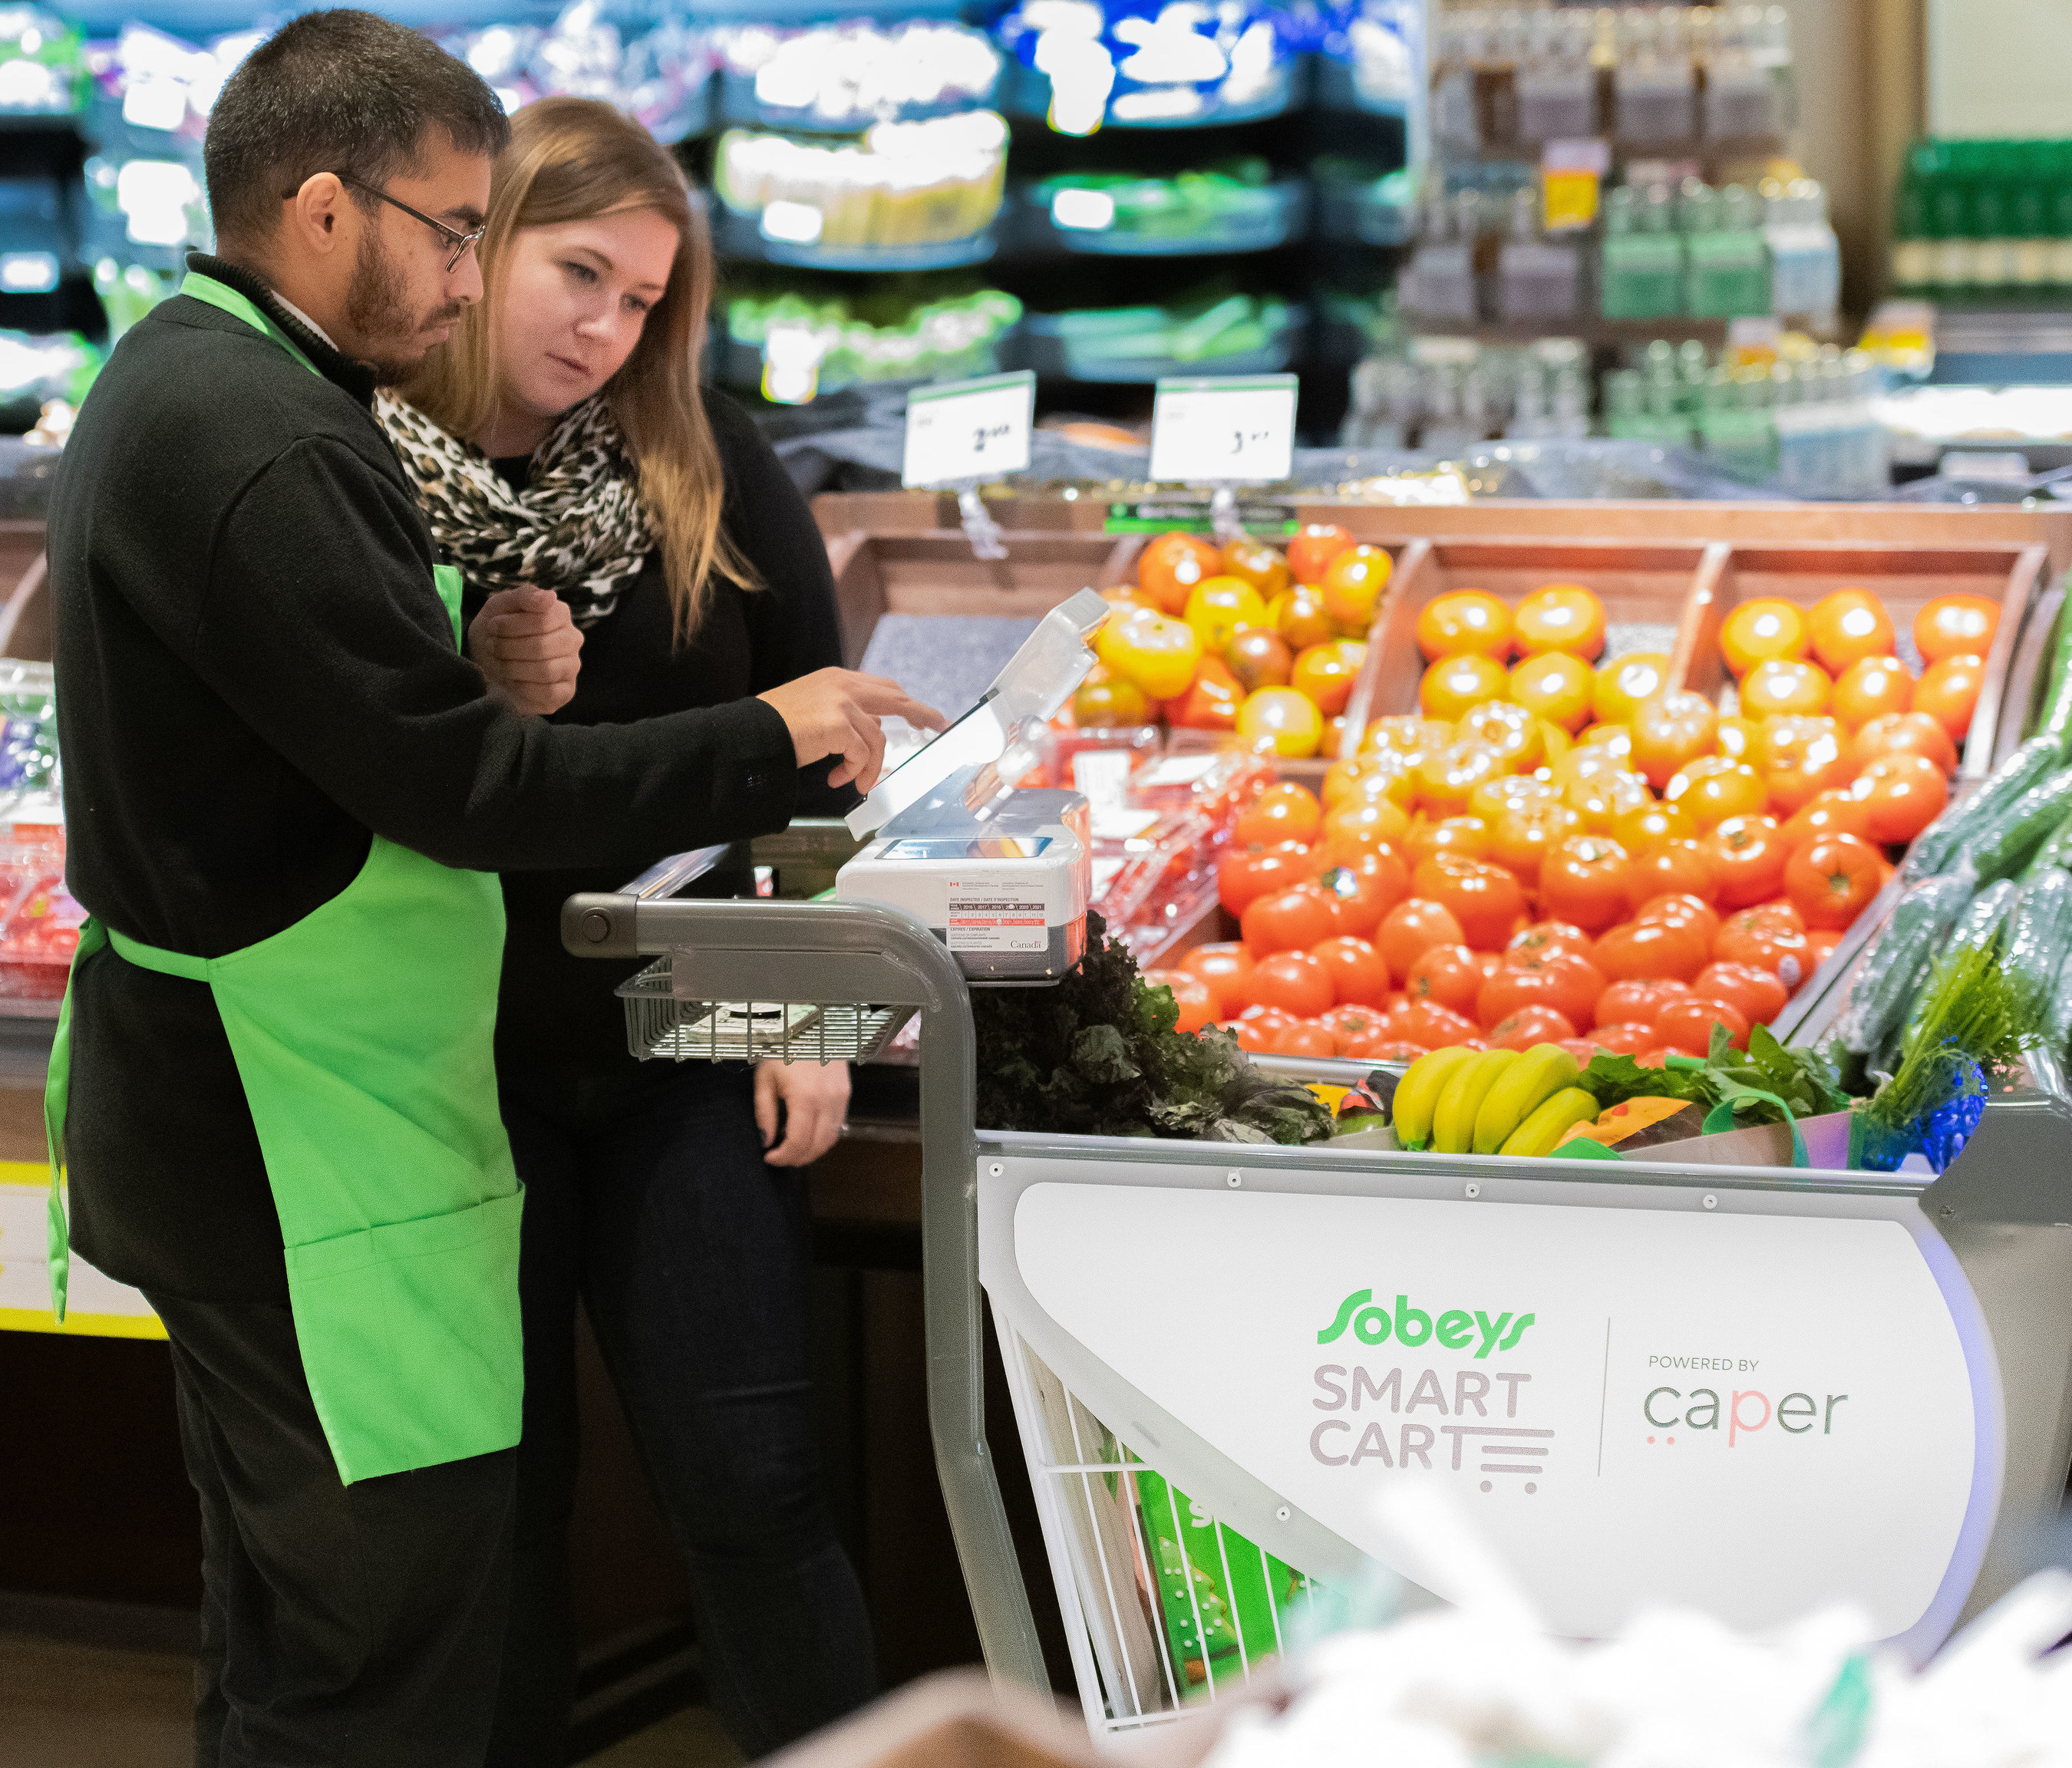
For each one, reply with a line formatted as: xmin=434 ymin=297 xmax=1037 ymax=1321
xmin=382 ymin=95 xmax=877 ymax=1763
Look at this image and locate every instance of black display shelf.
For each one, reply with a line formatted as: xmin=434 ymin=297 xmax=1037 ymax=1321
xmin=1308 ymin=58 xmax=1413 ymax=117
xmin=1311 ymin=176 xmax=1414 ymax=247
xmin=713 ymin=207 xmax=998 ymax=270
xmin=1014 ymin=173 xmax=1308 ymax=256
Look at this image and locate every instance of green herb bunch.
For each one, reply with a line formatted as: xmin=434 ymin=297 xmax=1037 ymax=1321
xmin=1575 ymin=1022 xmax=1853 ymax=1126
xmin=972 ymin=912 xmax=1335 ymax=1146
xmin=1866 ymin=945 xmax=2031 ymax=1134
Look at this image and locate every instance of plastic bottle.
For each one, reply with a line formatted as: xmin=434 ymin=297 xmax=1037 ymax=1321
xmin=1549 ymin=362 xmax=1590 ymax=439
xmin=1600 ymin=183 xmax=1685 ymax=318
xmin=1697 ymin=363 xmax=1778 ymax=480
xmin=1928 ymin=143 xmax=1972 ymax=292
xmin=1496 ymin=185 xmax=1582 ymax=322
xmin=1765 ymin=176 xmax=1842 ymax=319
xmin=1403 ymin=190 xmax=1479 ymax=322
xmin=1431 ymin=9 xmax=1482 ymax=151
xmin=2009 ymin=142 xmax=2050 ymax=292
xmin=1702 ymin=2 xmax=1783 ymax=139
xmin=1420 ymin=362 xmax=1481 ymax=454
xmin=1891 ymin=146 xmax=1933 ymax=294
xmin=1687 ymin=181 xmax=1772 ymax=318
xmin=1514 ymin=8 xmax=1594 ymax=142
xmin=1614 ymin=5 xmax=1695 ymax=145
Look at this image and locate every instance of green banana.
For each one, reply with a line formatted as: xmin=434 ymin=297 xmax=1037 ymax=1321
xmin=1391 ymin=1047 xmax=1478 ymax=1150
xmin=1472 ymin=1042 xmax=1581 ymax=1155
xmin=1432 ymin=1048 xmax=1519 ymax=1155
xmin=1500 ymin=1087 xmax=1602 ymax=1158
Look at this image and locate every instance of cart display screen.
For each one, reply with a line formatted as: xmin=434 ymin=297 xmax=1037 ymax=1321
xmin=883 ymin=836 xmax=1051 ymax=859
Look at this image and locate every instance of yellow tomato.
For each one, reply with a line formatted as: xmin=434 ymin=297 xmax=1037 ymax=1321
xmin=1071 ymin=665 xmax=1151 ymax=727
xmin=1321 ymin=794 xmax=1410 ymax=850
xmin=1291 ymin=639 xmax=1367 ymax=717
xmin=1362 ymin=714 xmax=1453 ymax=764
xmin=1592 ymin=651 xmax=1672 ymax=726
xmin=1715 ymin=714 xmax=1761 ymax=761
xmin=1664 ymin=755 xmax=1767 ymax=829
xmin=1508 ymin=650 xmax=1595 ymax=732
xmin=1470 ymin=773 xmax=1562 ymax=823
xmin=1419 ymin=652 xmax=1509 ymax=721
xmin=1096 ymin=607 xmax=1200 ymax=701
xmin=1237 ymin=686 xmax=1324 ymax=758
xmin=1457 ymin=699 xmax=1545 ymax=771
xmin=1415 ymin=739 xmax=1507 ymax=816
xmin=1183 ymin=576 xmax=1268 ymax=655
xmin=1513 ymin=582 xmax=1607 ymax=659
xmin=1323 ymin=750 xmax=1414 ymax=810
xmin=1415 ymin=589 xmax=1513 ymax=662
xmin=1321 ymin=546 xmax=1394 ymax=631
xmin=1275 ymin=584 xmax=1336 ymax=651
xmin=1740 ymin=657 xmax=1832 ymax=720
xmin=1562 ymin=767 xmax=1654 ymax=833
xmin=1719 ymin=598 xmax=1810 ymax=678
xmin=1614 ymin=800 xmax=1696 ymax=853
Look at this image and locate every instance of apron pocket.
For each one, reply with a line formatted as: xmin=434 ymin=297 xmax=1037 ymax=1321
xmin=284 ymin=1188 xmax=525 ymax=1485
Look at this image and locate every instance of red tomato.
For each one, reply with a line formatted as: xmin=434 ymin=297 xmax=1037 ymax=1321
xmin=1311 ymin=935 xmax=1393 ymax=1007
xmin=1559 ymin=1037 xmax=1605 ymax=1067
xmin=1320 ymin=1004 xmax=1389 ymax=1053
xmin=1223 ymin=1007 xmax=1295 ymax=1051
xmin=1179 ymin=942 xmax=1255 ymax=1017
xmin=1404 ymin=942 xmax=1486 ymax=1016
xmin=1703 ymin=814 xmax=1790 ymax=912
xmin=1505 ymin=920 xmax=1595 ymax=966
xmin=1242 ymin=886 xmax=1339 ymax=958
xmin=1780 ymin=790 xmax=1875 ymax=853
xmin=1412 ymin=854 xmax=1529 ymax=952
xmin=1635 ymin=892 xmax=1724 ymax=947
xmin=1490 ymin=1006 xmax=1580 ymax=1051
xmin=1478 ymin=962 xmax=1589 ymax=1033
xmin=1628 ymin=839 xmax=1719 ymax=906
xmin=1376 ymin=898 xmax=1470 ymax=985
xmin=1596 ymin=977 xmax=1694 ymax=1025
xmin=1592 ymin=917 xmax=1711 ymax=983
xmin=1142 ymin=968 xmax=1216 ymax=1034
xmin=1247 ymin=949 xmax=1335 ymax=1018
xmin=1713 ymin=912 xmax=1812 ymax=989
xmin=1501 ymin=951 xmax=1606 ymax=1029
xmin=1234 ymin=783 xmax=1323 ymax=848
xmin=1539 ymin=835 xmax=1636 ymax=935
xmin=1785 ymin=833 xmax=1884 ymax=932
xmin=1288 ymin=523 xmax=1358 ymax=588
xmin=1386 ymin=1001 xmax=1482 ymax=1048
xmin=1272 ymin=1020 xmax=1340 ymax=1058
xmin=1854 ymin=753 xmax=1949 ymax=844
xmin=1691 ymin=962 xmax=1789 ymax=1027
xmin=1586 ymin=1022 xmax=1658 ymax=1056
xmin=1804 ymin=929 xmax=1843 ymax=968
xmin=1636 ymin=1049 xmax=1679 ymax=1068
xmin=1656 ymin=995 xmax=1750 ymax=1054
xmin=1217 ymin=843 xmax=1311 ymax=915
xmin=1313 ymin=856 xmax=1407 ymax=938
xmin=1747 ymin=899 xmax=1806 ymax=932
xmin=1349 ymin=1036 xmax=1434 ymax=1063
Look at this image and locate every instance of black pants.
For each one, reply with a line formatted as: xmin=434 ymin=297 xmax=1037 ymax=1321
xmin=150 ymin=1291 xmax=516 ymax=1768
xmin=486 ymin=1062 xmax=876 ymax=1765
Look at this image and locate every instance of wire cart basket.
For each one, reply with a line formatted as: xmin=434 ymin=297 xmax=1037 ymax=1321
xmin=569 ymin=863 xmax=2072 ymax=1747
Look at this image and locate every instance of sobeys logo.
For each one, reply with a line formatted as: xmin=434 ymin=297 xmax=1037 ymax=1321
xmin=1316 ymin=1288 xmax=1535 ymax=1357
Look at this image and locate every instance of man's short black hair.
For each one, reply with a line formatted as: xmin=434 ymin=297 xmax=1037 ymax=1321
xmin=204 ymin=8 xmax=510 ymax=251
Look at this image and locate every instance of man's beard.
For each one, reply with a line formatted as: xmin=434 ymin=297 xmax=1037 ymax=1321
xmin=345 ymin=230 xmax=461 ymax=386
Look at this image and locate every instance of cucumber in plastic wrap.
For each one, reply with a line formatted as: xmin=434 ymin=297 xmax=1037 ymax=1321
xmin=1902 ymin=735 xmax=2059 ymax=882
xmin=1837 ymin=872 xmax=1975 ymax=1056
xmin=2018 ymin=806 xmax=2072 ymax=881
xmin=2034 ymin=593 xmax=2072 ymax=758
xmin=1896 ymin=878 xmax=2022 ymax=1058
xmin=1963 ymin=766 xmax=2072 ymax=883
xmin=2050 ymin=951 xmax=2072 ymax=1054
xmin=2004 ymin=869 xmax=2072 ymax=1025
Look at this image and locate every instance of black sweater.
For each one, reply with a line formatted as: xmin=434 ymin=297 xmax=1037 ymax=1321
xmin=47 ymin=255 xmax=802 ymax=1302
xmin=481 ymin=390 xmax=855 ymax=1079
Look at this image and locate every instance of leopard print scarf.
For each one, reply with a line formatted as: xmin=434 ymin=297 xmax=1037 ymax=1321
xmin=377 ymin=391 xmax=656 ymax=628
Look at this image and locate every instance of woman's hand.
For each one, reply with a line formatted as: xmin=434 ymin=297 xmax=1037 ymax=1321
xmin=469 ymin=586 xmax=584 ymax=716
xmin=757 ymin=669 xmax=946 ymax=791
xmin=754 ymin=1059 xmax=850 ymax=1167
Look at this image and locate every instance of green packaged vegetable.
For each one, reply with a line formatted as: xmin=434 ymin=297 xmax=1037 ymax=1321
xmin=1839 ymin=872 xmax=1974 ymax=1056
xmin=1903 ymin=735 xmax=2059 ymax=882
xmin=1964 ymin=766 xmax=2072 ymax=883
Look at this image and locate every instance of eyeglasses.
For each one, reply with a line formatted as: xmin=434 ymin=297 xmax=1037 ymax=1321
xmin=335 ymin=174 xmax=486 ymax=272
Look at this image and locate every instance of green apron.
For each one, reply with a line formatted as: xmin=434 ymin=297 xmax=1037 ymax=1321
xmin=43 ymin=270 xmax=524 ymax=1485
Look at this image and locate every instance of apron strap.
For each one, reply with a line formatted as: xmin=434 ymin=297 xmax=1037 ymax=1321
xmin=179 ymin=272 xmax=323 ymax=379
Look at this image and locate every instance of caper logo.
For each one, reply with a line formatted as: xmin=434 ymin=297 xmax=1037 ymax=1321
xmin=1316 ymin=1288 xmax=1536 ymax=1357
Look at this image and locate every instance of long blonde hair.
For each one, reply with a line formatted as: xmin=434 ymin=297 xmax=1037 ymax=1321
xmin=404 ymin=95 xmax=754 ymax=642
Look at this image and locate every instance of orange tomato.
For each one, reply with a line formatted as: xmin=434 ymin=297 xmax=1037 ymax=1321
xmin=1807 ymin=589 xmax=1896 ymax=674
xmin=1703 ymin=813 xmax=1790 ymax=910
xmin=1404 ymin=942 xmax=1487 ymax=1016
xmin=1853 ymin=710 xmax=1958 ymax=776
xmin=1693 ymin=962 xmax=1789 ymax=1027
xmin=1629 ymin=690 xmax=1720 ymax=789
xmin=1489 ymin=1005 xmax=1580 ymax=1051
xmin=1597 ymin=977 xmax=1693 ymax=1026
xmin=1420 ymin=652 xmax=1509 ymax=721
xmin=1238 ymin=687 xmax=1325 ymax=758
xmin=1217 ymin=843 xmax=1312 ymax=915
xmin=1665 ymin=755 xmax=1768 ymax=829
xmin=1486 ymin=800 xmax=1582 ymax=882
xmin=1505 ymin=920 xmax=1595 ymax=966
xmin=1539 ymin=834 xmax=1636 ymax=935
xmin=1513 ymin=582 xmax=1606 ymax=659
xmin=1273 ymin=583 xmax=1336 ymax=651
xmin=1414 ymin=854 xmax=1527 ymax=951
xmin=1363 ymin=714 xmax=1453 ymax=764
xmin=1248 ymin=949 xmax=1335 ymax=1017
xmin=1785 ymin=832 xmax=1883 ymax=932
xmin=1593 ymin=652 xmax=1673 ymax=726
xmin=1323 ymin=751 xmax=1412 ymax=811
xmin=1313 ymin=546 xmax=1388 ymax=632
xmin=1135 ymin=531 xmax=1224 ymax=616
xmin=1593 ymin=917 xmax=1710 ymax=983
xmin=1740 ymin=657 xmax=1833 ymax=720
xmin=1914 ymin=594 xmax=1999 ymax=664
xmin=1376 ymin=897 xmax=1470 ymax=985
xmin=1714 ymin=714 xmax=1761 ymax=762
xmin=1269 ymin=1020 xmax=1336 ymax=1058
xmin=1780 ymin=790 xmax=1875 ymax=853
xmin=1315 ymin=854 xmax=1410 ymax=937
xmin=1241 ymin=886 xmax=1338 ymax=957
xmin=1830 ymin=655 xmax=1915 ymax=730
xmin=1219 ymin=537 xmax=1290 ymax=601
xmin=1319 ymin=1003 xmax=1388 ymax=1054
xmin=1756 ymin=714 xmax=1853 ymax=816
xmin=1615 ymin=801 xmax=1697 ymax=853
xmin=1721 ymin=599 xmax=1811 ymax=677
xmin=1804 ymin=929 xmax=1843 ymax=967
xmin=1225 ymin=625 xmax=1295 ymax=693
xmin=1179 ymin=942 xmax=1255 ymax=1017
xmin=1415 ymin=589 xmax=1512 ymax=662
xmin=1291 ymin=640 xmax=1366 ymax=717
xmin=1636 ymin=892 xmax=1724 ymax=945
xmin=1914 ymin=654 xmax=1985 ymax=742
xmin=1142 ymin=968 xmax=1216 ymax=1034
xmin=1713 ymin=912 xmax=1813 ymax=988
xmin=1457 ymin=700 xmax=1545 ymax=770
xmin=1319 ymin=795 xmax=1410 ymax=856
xmin=1385 ymin=1001 xmax=1481 ymax=1049
xmin=1747 ymin=900 xmax=1806 ymax=934
xmin=1586 ymin=1022 xmax=1660 ymax=1055
xmin=1310 ymin=935 xmax=1392 ymax=1007
xmin=1234 ymin=782 xmax=1323 ymax=847
xmin=1171 ymin=655 xmax=1246 ymax=731
xmin=1288 ymin=523 xmax=1357 ymax=589
xmin=1222 ymin=1008 xmax=1290 ymax=1051
xmin=1404 ymin=816 xmax=1491 ymax=867
xmin=1509 ymin=651 xmax=1596 ymax=732
xmin=1629 ymin=839 xmax=1720 ymax=905
xmin=1414 ymin=739 xmax=1507 ymax=816
xmin=1658 ymin=995 xmax=1750 ymax=1054
xmin=1071 ymin=665 xmax=1152 ymax=727
xmin=1562 ymin=769 xmax=1653 ymax=834
xmin=1470 ymin=772 xmax=1560 ymax=823
xmin=1853 ymin=752 xmax=1949 ymax=843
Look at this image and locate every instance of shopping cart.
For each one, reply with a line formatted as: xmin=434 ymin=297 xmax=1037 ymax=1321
xmin=568 ymin=863 xmax=2072 ymax=1746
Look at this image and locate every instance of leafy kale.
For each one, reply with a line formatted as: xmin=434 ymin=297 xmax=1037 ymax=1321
xmin=1576 ymin=1024 xmax=1849 ymax=1129
xmin=972 ymin=912 xmax=1335 ymax=1145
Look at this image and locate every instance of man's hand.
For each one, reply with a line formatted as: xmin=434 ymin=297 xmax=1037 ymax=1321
xmin=754 ymin=1059 xmax=850 ymax=1166
xmin=757 ymin=669 xmax=947 ymax=792
xmin=468 ymin=587 xmax=583 ymax=716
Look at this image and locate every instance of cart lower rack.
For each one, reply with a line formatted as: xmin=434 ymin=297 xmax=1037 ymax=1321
xmin=566 ymin=886 xmax=2072 ymax=1744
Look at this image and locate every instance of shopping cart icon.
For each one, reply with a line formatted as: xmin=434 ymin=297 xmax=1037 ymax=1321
xmin=1440 ymin=1424 xmax=1553 ymax=1492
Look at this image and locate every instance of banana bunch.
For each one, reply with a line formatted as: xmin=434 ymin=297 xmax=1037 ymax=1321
xmin=1392 ymin=1043 xmax=1602 ymax=1159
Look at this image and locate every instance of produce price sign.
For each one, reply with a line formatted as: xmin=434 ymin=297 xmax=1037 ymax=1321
xmin=1150 ymin=374 xmax=1298 ymax=484
xmin=902 ymin=370 xmax=1035 ymax=488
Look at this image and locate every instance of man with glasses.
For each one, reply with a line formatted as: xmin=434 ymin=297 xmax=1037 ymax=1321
xmin=44 ymin=10 xmax=937 ymax=1764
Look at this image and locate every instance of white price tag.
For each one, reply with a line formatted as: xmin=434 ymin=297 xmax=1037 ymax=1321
xmin=1149 ymin=374 xmax=1298 ymax=484
xmin=901 ymin=370 xmax=1036 ymax=488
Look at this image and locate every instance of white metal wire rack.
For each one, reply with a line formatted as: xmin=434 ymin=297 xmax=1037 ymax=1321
xmin=616 ymin=956 xmax=916 ymax=1064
